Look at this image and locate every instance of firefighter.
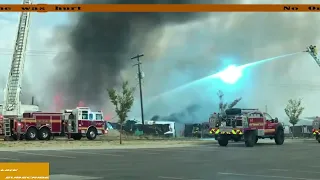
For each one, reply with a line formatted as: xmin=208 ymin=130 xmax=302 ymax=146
xmin=68 ymin=113 xmax=75 ymax=132
xmin=314 ymin=46 xmax=318 ymax=56
xmin=192 ymin=125 xmax=201 ymax=138
xmin=309 ymin=45 xmax=317 ymax=56
xmin=66 ymin=119 xmax=72 ymax=139
xmin=309 ymin=45 xmax=314 ymax=53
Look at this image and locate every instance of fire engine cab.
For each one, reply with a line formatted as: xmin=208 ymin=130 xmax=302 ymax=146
xmin=209 ymin=108 xmax=285 ymax=147
xmin=62 ymin=107 xmax=105 ymax=140
xmin=10 ymin=107 xmax=105 ymax=141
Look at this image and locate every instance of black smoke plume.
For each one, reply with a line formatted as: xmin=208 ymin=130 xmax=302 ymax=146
xmin=49 ymin=0 xmax=235 ymax=108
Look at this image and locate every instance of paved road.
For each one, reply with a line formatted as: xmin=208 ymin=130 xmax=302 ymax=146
xmin=1 ymin=140 xmax=320 ymax=180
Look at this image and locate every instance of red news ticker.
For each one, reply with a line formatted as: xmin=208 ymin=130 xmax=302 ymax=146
xmin=0 ymin=4 xmax=319 ymax=12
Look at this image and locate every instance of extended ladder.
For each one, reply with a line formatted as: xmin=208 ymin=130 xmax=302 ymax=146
xmin=306 ymin=45 xmax=320 ymax=67
xmin=2 ymin=0 xmax=32 ymax=138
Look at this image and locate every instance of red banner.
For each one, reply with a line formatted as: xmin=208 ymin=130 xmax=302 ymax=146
xmin=0 ymin=4 xmax=319 ymax=12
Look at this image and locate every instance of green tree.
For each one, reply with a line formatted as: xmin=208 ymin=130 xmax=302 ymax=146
xmin=107 ymin=81 xmax=135 ymax=144
xmin=284 ymin=98 xmax=305 ymax=138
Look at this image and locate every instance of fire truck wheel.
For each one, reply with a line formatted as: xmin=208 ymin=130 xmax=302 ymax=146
xmin=255 ymin=137 xmax=258 ymax=144
xmin=25 ymin=127 xmax=37 ymax=141
xmin=244 ymin=131 xmax=256 ymax=147
xmin=218 ymin=135 xmax=228 ymax=146
xmin=86 ymin=127 xmax=97 ymax=140
xmin=38 ymin=128 xmax=51 ymax=140
xmin=274 ymin=128 xmax=284 ymax=145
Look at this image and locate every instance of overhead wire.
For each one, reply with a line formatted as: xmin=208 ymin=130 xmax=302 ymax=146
xmin=0 ymin=48 xmax=58 ymax=57
xmin=0 ymin=48 xmax=124 ymax=56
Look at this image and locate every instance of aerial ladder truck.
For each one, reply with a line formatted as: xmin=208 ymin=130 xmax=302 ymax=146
xmin=2 ymin=0 xmax=39 ymax=140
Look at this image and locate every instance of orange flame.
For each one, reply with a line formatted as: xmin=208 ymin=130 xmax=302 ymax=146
xmin=104 ymin=114 xmax=111 ymax=121
xmin=53 ymin=93 xmax=63 ymax=112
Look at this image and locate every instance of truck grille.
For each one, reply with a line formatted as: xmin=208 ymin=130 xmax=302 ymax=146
xmin=225 ymin=118 xmax=242 ymax=127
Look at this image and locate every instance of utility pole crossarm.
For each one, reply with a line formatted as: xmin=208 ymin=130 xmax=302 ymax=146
xmin=131 ymin=54 xmax=144 ymax=60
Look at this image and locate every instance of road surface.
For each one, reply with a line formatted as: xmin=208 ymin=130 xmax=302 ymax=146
xmin=0 ymin=140 xmax=320 ymax=180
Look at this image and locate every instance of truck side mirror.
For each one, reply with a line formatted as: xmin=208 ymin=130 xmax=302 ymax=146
xmin=274 ymin=117 xmax=278 ymax=123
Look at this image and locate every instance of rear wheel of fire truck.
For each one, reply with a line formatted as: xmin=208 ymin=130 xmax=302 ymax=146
xmin=274 ymin=128 xmax=284 ymax=145
xmin=25 ymin=127 xmax=38 ymax=141
xmin=86 ymin=127 xmax=98 ymax=140
xmin=38 ymin=127 xmax=51 ymax=140
xmin=218 ymin=135 xmax=228 ymax=146
xmin=244 ymin=131 xmax=256 ymax=147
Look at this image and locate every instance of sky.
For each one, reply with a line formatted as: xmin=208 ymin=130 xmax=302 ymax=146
xmin=1 ymin=0 xmax=320 ymax=125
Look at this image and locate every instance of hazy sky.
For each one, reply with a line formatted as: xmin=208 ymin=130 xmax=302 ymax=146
xmin=1 ymin=0 xmax=320 ymax=124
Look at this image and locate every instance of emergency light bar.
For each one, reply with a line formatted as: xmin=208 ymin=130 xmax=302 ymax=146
xmin=64 ymin=109 xmax=73 ymax=113
xmin=241 ymin=109 xmax=259 ymax=111
xmin=77 ymin=107 xmax=89 ymax=109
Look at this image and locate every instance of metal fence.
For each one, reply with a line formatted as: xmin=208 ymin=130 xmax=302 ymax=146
xmin=286 ymin=125 xmax=313 ymax=138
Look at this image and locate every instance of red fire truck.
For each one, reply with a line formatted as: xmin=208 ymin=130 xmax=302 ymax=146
xmin=9 ymin=107 xmax=105 ymax=141
xmin=209 ymin=108 xmax=285 ymax=147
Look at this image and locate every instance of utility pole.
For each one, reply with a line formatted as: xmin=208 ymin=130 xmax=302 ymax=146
xmin=131 ymin=54 xmax=145 ymax=129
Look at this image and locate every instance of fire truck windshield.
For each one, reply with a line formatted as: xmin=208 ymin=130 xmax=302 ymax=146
xmin=81 ymin=111 xmax=89 ymax=119
xmin=96 ymin=114 xmax=103 ymax=120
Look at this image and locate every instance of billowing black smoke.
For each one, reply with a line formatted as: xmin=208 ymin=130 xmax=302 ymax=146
xmin=50 ymin=0 xmax=235 ymax=108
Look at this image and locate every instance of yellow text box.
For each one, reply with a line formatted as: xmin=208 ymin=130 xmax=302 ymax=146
xmin=0 ymin=163 xmax=49 ymax=179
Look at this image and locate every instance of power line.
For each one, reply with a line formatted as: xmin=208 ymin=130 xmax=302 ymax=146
xmin=0 ymin=48 xmax=132 ymax=56
xmin=0 ymin=48 xmax=59 ymax=54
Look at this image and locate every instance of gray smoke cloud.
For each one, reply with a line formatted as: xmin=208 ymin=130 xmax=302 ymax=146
xmin=49 ymin=0 xmax=239 ymax=108
xmin=150 ymin=104 xmax=201 ymax=123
